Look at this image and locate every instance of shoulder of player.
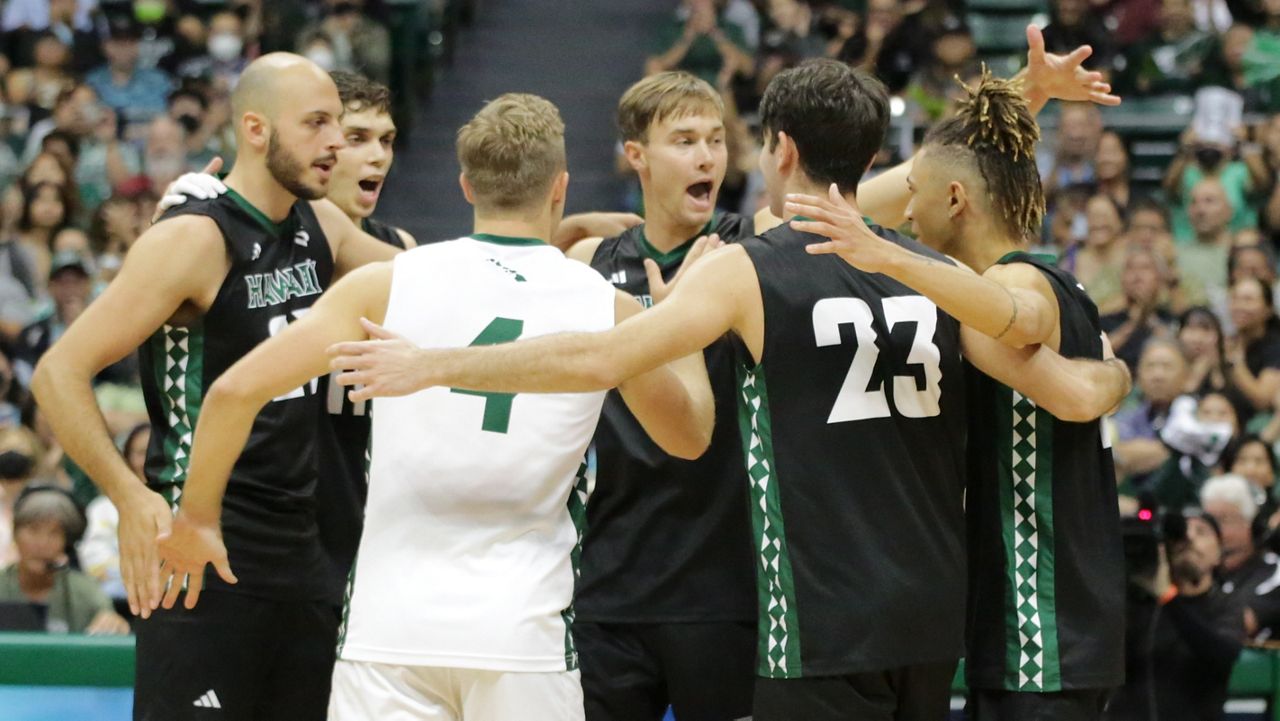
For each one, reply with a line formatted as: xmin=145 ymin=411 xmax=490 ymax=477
xmin=134 ymin=213 xmax=226 ymax=263
xmin=714 ymin=211 xmax=756 ymax=240
xmin=566 ymin=235 xmax=607 ymax=265
xmin=332 ymin=259 xmax=394 ymax=299
xmin=308 ymin=198 xmax=358 ymax=249
xmin=394 ymin=227 xmax=417 ymax=248
xmin=557 ymin=246 xmax=620 ymax=289
xmin=985 ymin=259 xmax=1059 ymax=299
xmin=753 ymin=206 xmax=783 ymax=234
xmin=124 ymin=215 xmax=228 ymax=293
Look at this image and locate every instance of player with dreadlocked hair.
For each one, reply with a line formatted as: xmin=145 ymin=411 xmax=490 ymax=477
xmin=786 ymin=68 xmax=1126 ymax=721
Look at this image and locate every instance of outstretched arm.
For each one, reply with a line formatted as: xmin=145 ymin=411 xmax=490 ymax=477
xmin=852 ymin=25 xmax=1120 ymax=228
xmin=611 ymin=291 xmax=715 ymax=459
xmin=963 ymin=327 xmax=1131 ymax=421
xmin=156 ymin=263 xmax=392 ymax=610
xmin=329 ymin=244 xmax=758 ymax=397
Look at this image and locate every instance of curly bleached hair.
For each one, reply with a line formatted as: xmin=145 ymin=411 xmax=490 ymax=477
xmin=923 ymin=67 xmax=1045 ymax=243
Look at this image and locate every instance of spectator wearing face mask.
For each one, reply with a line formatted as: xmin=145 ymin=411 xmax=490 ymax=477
xmin=0 ymin=425 xmax=44 ymax=568
xmin=165 ymin=87 xmax=221 ymax=172
xmin=296 ymin=0 xmax=391 ymax=84
xmin=1138 ymin=393 xmax=1236 ymax=510
xmin=1167 ymin=127 xmax=1264 ymax=243
xmin=177 ymin=11 xmax=251 ymax=91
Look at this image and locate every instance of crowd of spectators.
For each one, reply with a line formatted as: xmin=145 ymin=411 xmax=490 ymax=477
xmin=0 ymin=0 xmax=440 ymax=636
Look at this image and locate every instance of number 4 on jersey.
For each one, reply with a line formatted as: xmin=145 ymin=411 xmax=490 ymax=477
xmin=451 ymin=317 xmax=524 ymax=433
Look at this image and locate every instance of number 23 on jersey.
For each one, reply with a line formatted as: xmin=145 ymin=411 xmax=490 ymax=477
xmin=813 ymin=295 xmax=943 ymax=423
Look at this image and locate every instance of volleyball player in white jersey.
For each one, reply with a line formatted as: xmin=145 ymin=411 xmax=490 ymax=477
xmin=154 ymin=93 xmax=716 ymax=721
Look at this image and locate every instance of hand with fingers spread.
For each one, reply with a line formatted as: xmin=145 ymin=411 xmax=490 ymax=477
xmin=645 ymin=233 xmax=724 ymax=305
xmin=785 ymin=185 xmax=900 ymax=274
xmin=155 ymin=510 xmax=237 ymax=610
xmin=153 ymin=157 xmax=227 ymax=224
xmin=1022 ymin=25 xmax=1121 ymax=110
xmin=328 ymin=318 xmax=433 ymax=402
xmin=117 ymin=485 xmax=175 ymax=618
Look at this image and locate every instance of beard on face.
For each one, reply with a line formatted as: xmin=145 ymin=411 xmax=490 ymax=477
xmin=267 ymin=129 xmax=328 ymax=201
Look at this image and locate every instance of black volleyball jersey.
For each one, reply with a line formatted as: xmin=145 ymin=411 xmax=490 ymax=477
xmin=314 ymin=216 xmax=406 ymax=604
xmin=141 ymin=190 xmax=334 ymax=601
xmin=733 ymin=219 xmax=968 ymax=678
xmin=576 ymin=211 xmax=756 ymax=623
xmin=965 ymin=252 xmax=1125 ymax=692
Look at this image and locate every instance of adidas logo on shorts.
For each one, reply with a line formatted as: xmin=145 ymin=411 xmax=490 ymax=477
xmin=193 ymin=689 xmax=222 ymax=709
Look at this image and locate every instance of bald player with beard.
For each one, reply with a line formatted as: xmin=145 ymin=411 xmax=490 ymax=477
xmin=33 ymin=53 xmax=403 ymax=721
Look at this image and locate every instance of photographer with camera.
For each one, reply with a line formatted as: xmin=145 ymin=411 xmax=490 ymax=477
xmin=1108 ymin=500 xmax=1245 ymax=721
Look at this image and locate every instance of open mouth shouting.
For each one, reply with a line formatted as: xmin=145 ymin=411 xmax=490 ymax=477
xmin=357 ymin=174 xmax=384 ymax=207
xmin=685 ymin=179 xmax=715 ymax=213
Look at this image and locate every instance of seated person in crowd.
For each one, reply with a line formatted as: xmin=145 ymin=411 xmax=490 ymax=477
xmin=1226 ymin=276 xmax=1280 ymax=416
xmin=1101 ymin=245 xmax=1176 ymax=373
xmin=0 ymin=485 xmax=127 ymax=634
xmin=1177 ymin=178 xmax=1237 ymax=311
xmin=1064 ymin=192 xmax=1128 ymax=313
xmin=645 ymin=0 xmax=753 ymax=86
xmin=1116 ymin=339 xmax=1190 ymax=483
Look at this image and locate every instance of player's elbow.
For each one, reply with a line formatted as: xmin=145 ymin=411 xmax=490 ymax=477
xmin=1040 ymin=386 xmax=1109 ymax=423
xmin=582 ymin=356 xmax=627 ymax=392
xmin=1045 ymin=396 xmax=1096 ymax=423
xmin=206 ymin=369 xmax=262 ymax=410
xmin=31 ymin=351 xmax=68 ymax=408
xmin=1003 ymin=314 xmax=1054 ymax=350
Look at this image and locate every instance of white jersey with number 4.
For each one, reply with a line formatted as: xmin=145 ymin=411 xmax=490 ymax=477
xmin=337 ymin=234 xmax=615 ymax=672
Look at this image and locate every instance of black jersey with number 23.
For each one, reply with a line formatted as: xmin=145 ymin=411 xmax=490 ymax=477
xmin=733 ymin=220 xmax=968 ymax=678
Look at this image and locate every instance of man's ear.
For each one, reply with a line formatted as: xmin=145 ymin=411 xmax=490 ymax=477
xmin=551 ymin=170 xmax=569 ymax=206
xmin=459 ymin=172 xmax=476 ymax=205
xmin=776 ymin=131 xmax=798 ymax=178
xmin=623 ymin=140 xmax=647 ymax=176
xmin=948 ymin=180 xmax=969 ymax=219
xmin=241 ymin=111 xmax=268 ymax=150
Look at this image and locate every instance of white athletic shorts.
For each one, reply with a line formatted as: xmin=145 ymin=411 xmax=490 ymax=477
xmin=328 ymin=659 xmax=584 ymax=721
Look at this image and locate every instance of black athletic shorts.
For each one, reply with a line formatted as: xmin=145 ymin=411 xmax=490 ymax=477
xmin=753 ymin=660 xmax=958 ymax=721
xmin=133 ymin=589 xmax=338 ymax=721
xmin=576 ymin=620 xmax=755 ymax=721
xmin=966 ymin=687 xmax=1111 ymax=721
